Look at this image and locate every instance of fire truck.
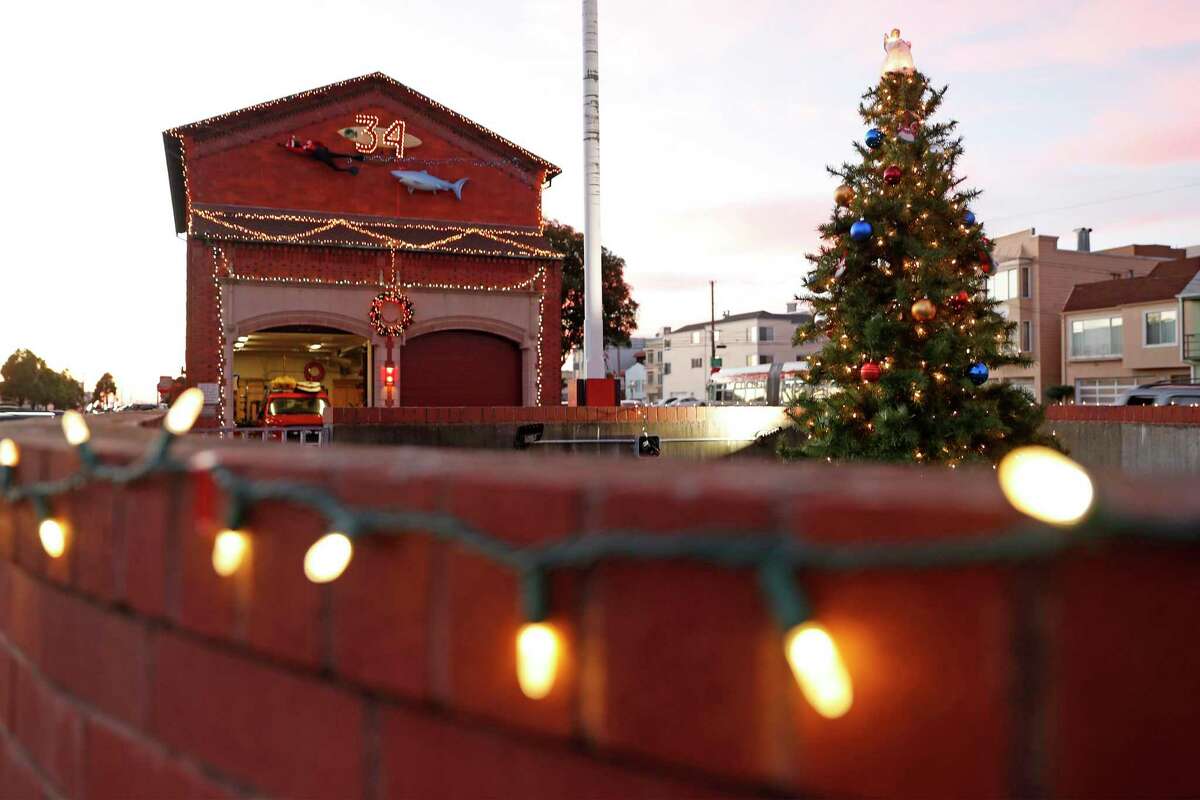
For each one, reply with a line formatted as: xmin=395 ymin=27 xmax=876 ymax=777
xmin=260 ymin=377 xmax=329 ymax=430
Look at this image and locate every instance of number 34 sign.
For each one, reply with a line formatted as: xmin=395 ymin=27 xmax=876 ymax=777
xmin=352 ymin=115 xmax=410 ymax=158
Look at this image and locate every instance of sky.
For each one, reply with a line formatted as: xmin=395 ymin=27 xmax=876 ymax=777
xmin=1 ymin=0 xmax=1198 ymax=401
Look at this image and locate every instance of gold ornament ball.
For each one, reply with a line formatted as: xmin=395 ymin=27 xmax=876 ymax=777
xmin=911 ymin=299 xmax=937 ymax=321
xmin=834 ymin=185 xmax=855 ymax=207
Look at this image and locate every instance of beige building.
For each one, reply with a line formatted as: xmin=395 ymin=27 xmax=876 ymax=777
xmin=653 ymin=309 xmax=815 ymax=401
xmin=988 ymin=229 xmax=1178 ymax=399
xmin=1061 ymin=257 xmax=1199 ymax=403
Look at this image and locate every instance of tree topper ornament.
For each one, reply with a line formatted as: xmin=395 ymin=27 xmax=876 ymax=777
xmin=881 ymin=29 xmax=916 ymax=76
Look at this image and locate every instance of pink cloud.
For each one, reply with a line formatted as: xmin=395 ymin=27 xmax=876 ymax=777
xmin=1048 ymin=60 xmax=1200 ymax=166
xmin=936 ymin=1 xmax=1200 ymax=71
xmin=665 ymin=196 xmax=831 ymax=256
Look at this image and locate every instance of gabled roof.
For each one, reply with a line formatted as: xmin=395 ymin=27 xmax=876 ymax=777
xmin=163 ymin=73 xmax=560 ymax=234
xmin=1063 ymin=257 xmax=1200 ymax=312
xmin=167 ymin=72 xmax=559 ymax=175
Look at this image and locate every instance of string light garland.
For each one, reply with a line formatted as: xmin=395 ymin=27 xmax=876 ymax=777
xmin=191 ymin=208 xmax=558 ymax=258
xmin=212 ymin=247 xmax=549 ymax=408
xmin=3 ymin=408 xmax=1198 ymax=716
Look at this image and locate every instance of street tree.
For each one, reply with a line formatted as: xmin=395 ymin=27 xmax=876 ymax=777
xmin=544 ymin=220 xmax=639 ymax=367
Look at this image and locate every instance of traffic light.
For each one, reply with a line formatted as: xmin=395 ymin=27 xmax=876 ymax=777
xmin=635 ymin=434 xmax=661 ymax=458
xmin=382 ymin=362 xmax=397 ymax=387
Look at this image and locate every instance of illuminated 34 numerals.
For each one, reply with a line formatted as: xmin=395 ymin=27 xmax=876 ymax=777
xmin=353 ymin=114 xmax=379 ymax=153
xmin=382 ymin=120 xmax=406 ymax=159
xmin=351 ymin=115 xmax=406 ymax=158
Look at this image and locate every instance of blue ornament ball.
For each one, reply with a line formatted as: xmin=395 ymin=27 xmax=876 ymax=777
xmin=849 ymin=219 xmax=873 ymax=243
xmin=964 ymin=210 xmax=976 ymax=226
xmin=967 ymin=362 xmax=989 ymax=386
xmin=865 ymin=128 xmax=884 ymax=149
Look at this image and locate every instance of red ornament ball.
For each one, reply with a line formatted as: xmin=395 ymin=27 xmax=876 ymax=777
xmin=860 ymin=362 xmax=882 ymax=383
xmin=977 ymin=253 xmax=994 ymax=275
xmin=948 ymin=290 xmax=970 ymax=311
xmin=882 ymin=165 xmax=903 ymax=186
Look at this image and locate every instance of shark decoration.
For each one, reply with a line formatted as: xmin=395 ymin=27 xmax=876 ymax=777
xmin=390 ymin=170 xmax=468 ymax=200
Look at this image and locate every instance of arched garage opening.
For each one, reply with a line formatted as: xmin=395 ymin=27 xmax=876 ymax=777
xmin=231 ymin=325 xmax=369 ymax=424
xmin=401 ymin=330 xmax=522 ymax=406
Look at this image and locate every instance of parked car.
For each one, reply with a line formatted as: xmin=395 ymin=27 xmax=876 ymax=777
xmin=0 ymin=410 xmax=55 ymax=423
xmin=1115 ymin=382 xmax=1200 ymax=407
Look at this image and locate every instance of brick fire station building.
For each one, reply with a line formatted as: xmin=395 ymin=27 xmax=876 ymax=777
xmin=164 ymin=73 xmax=562 ymax=425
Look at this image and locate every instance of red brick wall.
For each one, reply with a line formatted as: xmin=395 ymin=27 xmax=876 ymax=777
xmin=1045 ymin=404 xmax=1200 ymax=424
xmin=183 ymin=93 xmax=544 ymax=227
xmin=1 ymin=426 xmax=1198 ymax=798
xmin=184 ymin=242 xmax=561 ymax=407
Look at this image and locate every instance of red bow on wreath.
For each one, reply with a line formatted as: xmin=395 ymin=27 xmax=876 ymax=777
xmin=369 ymin=289 xmax=415 ymax=338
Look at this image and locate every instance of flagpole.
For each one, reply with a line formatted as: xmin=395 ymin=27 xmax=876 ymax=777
xmin=581 ymin=0 xmax=604 ymax=379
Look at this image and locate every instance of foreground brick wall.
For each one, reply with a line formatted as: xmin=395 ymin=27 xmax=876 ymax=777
xmin=1 ymin=421 xmax=1198 ymax=798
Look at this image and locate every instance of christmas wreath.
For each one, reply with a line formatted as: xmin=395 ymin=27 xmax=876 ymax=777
xmin=303 ymin=361 xmax=326 ymax=382
xmin=369 ymin=289 xmax=414 ymax=338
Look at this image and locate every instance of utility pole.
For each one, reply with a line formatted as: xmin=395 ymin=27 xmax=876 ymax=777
xmin=710 ymin=280 xmax=716 ymax=367
xmin=707 ymin=280 xmax=716 ymax=401
xmin=581 ymin=0 xmax=604 ymax=379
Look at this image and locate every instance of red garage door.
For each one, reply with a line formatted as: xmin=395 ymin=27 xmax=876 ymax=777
xmin=401 ymin=330 xmax=522 ymax=406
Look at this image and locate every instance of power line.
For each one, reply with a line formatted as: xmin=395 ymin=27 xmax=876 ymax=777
xmin=988 ymin=182 xmax=1200 ymax=224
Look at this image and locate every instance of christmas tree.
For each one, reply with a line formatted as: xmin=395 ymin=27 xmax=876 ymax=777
xmin=788 ymin=29 xmax=1051 ymax=465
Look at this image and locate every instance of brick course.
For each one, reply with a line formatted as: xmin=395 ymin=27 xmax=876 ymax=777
xmin=0 ymin=422 xmax=1197 ymax=797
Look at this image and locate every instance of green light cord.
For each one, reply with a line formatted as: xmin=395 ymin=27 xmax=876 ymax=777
xmin=2 ymin=431 xmax=1199 ymax=630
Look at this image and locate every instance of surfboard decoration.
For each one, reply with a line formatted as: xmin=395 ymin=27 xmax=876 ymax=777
xmin=338 ymin=126 xmax=423 ymax=151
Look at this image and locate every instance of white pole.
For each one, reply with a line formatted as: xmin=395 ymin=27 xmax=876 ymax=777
xmin=582 ymin=0 xmax=605 ymax=380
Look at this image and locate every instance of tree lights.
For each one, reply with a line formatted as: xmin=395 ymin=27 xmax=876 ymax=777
xmin=0 ymin=398 xmax=1193 ymax=721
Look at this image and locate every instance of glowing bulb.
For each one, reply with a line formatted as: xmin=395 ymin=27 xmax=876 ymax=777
xmin=785 ymin=623 xmax=852 ymax=719
xmin=39 ymin=519 xmax=67 ymax=558
xmin=997 ymin=446 xmax=1094 ymax=526
xmin=303 ymin=532 xmax=353 ymax=583
xmin=164 ymin=387 xmax=205 ymax=435
xmin=62 ymin=411 xmax=90 ymax=446
xmin=0 ymin=438 xmax=18 ymax=468
xmin=212 ymin=529 xmax=249 ymax=577
xmin=516 ymin=622 xmax=560 ymax=699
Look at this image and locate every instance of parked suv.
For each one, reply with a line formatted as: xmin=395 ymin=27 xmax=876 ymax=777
xmin=1115 ymin=382 xmax=1200 ymax=407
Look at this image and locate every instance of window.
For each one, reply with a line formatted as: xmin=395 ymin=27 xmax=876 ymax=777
xmin=664 ymin=339 xmax=672 ymax=349
xmin=1070 ymin=316 xmax=1123 ymax=358
xmin=1021 ymin=321 xmax=1033 ymax=352
xmin=747 ymin=326 xmax=774 ymax=343
xmin=690 ymin=331 xmax=702 ymax=345
xmin=663 ymin=363 xmax=671 ymax=375
xmin=1003 ymin=378 xmax=1036 ymax=399
xmin=1145 ymin=309 xmax=1177 ymax=347
xmin=987 ymin=269 xmax=1020 ymax=301
xmin=690 ymin=358 xmax=703 ymax=368
xmin=1020 ymin=267 xmax=1031 ymax=298
xmin=1074 ymin=377 xmax=1138 ymax=405
xmin=746 ymin=354 xmax=774 ymax=366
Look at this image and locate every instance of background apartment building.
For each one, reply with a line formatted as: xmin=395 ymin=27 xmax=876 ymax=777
xmin=988 ymin=228 xmax=1182 ymax=399
xmin=1061 ymin=257 xmax=1200 ymax=403
xmin=649 ymin=307 xmax=815 ymax=401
